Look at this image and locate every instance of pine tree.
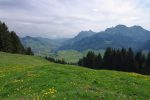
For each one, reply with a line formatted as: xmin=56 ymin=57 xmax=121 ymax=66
xmin=126 ymin=48 xmax=136 ymax=72
xmin=116 ymin=49 xmax=123 ymax=70
xmin=10 ymin=31 xmax=25 ymax=53
xmin=26 ymin=47 xmax=34 ymax=55
xmin=121 ymin=48 xmax=127 ymax=67
xmin=85 ymin=51 xmax=96 ymax=69
xmin=95 ymin=53 xmax=102 ymax=69
xmin=111 ymin=49 xmax=117 ymax=69
xmin=0 ymin=21 xmax=34 ymax=55
xmin=103 ymin=47 xmax=113 ymax=69
xmin=135 ymin=51 xmax=145 ymax=73
xmin=145 ymin=52 xmax=150 ymax=74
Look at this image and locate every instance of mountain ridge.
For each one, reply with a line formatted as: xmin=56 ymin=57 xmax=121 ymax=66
xmin=58 ymin=25 xmax=150 ymax=51
xmin=20 ymin=24 xmax=150 ymax=53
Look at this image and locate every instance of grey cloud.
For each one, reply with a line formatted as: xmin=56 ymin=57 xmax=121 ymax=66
xmin=0 ymin=0 xmax=32 ymax=9
xmin=0 ymin=0 xmax=150 ymax=38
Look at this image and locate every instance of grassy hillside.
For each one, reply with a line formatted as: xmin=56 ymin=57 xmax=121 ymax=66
xmin=52 ymin=49 xmax=105 ymax=63
xmin=1 ymin=52 xmax=150 ymax=99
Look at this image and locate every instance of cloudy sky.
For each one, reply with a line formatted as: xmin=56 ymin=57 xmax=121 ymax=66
xmin=0 ymin=0 xmax=150 ymax=38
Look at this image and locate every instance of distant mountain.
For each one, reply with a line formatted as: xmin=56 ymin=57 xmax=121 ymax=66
xmin=21 ymin=36 xmax=69 ymax=55
xmin=58 ymin=25 xmax=150 ymax=51
xmin=105 ymin=25 xmax=150 ymax=42
xmin=64 ymin=30 xmax=96 ymax=45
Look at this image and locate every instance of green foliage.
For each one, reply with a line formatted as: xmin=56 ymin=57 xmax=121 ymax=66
xmin=84 ymin=51 xmax=96 ymax=68
xmin=78 ymin=47 xmax=150 ymax=75
xmin=45 ymin=57 xmax=68 ymax=64
xmin=95 ymin=53 xmax=102 ymax=69
xmin=10 ymin=31 xmax=25 ymax=53
xmin=103 ymin=47 xmax=113 ymax=67
xmin=1 ymin=52 xmax=150 ymax=99
xmin=26 ymin=47 xmax=34 ymax=55
xmin=0 ymin=21 xmax=33 ymax=55
xmin=144 ymin=52 xmax=150 ymax=74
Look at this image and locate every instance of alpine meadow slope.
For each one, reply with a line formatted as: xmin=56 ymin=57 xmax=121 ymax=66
xmin=1 ymin=52 xmax=150 ymax=99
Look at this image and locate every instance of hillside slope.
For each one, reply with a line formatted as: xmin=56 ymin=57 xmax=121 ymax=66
xmin=0 ymin=52 xmax=150 ymax=99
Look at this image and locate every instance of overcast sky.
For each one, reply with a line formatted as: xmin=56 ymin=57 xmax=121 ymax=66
xmin=0 ymin=0 xmax=150 ymax=38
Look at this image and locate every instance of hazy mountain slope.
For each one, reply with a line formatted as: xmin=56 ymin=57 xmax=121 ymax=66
xmin=58 ymin=25 xmax=150 ymax=51
xmin=21 ymin=36 xmax=69 ymax=56
xmin=141 ymin=40 xmax=150 ymax=50
xmin=105 ymin=25 xmax=150 ymax=41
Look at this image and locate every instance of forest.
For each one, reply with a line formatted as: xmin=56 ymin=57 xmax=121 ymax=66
xmin=78 ymin=48 xmax=150 ymax=75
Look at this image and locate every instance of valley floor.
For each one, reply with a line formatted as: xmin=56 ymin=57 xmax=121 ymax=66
xmin=0 ymin=52 xmax=150 ymax=99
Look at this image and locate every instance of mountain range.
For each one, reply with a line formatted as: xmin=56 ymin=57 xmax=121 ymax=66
xmin=20 ymin=24 xmax=150 ymax=55
xmin=58 ymin=25 xmax=150 ymax=51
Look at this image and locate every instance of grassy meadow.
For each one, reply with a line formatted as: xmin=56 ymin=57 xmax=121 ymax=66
xmin=1 ymin=52 xmax=150 ymax=99
xmin=51 ymin=49 xmax=105 ymax=63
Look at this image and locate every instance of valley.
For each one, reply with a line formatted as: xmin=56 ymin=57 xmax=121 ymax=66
xmin=21 ymin=25 xmax=150 ymax=63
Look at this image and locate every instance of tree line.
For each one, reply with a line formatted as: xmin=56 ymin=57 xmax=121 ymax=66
xmin=78 ymin=48 xmax=150 ymax=75
xmin=45 ymin=57 xmax=67 ymax=64
xmin=0 ymin=21 xmax=33 ymax=55
xmin=45 ymin=56 xmax=76 ymax=65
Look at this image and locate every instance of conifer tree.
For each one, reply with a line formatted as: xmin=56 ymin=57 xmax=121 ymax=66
xmin=135 ymin=51 xmax=145 ymax=73
xmin=11 ymin=31 xmax=25 ymax=53
xmin=26 ymin=47 xmax=34 ymax=55
xmin=95 ymin=53 xmax=102 ymax=69
xmin=103 ymin=47 xmax=113 ymax=69
xmin=85 ymin=51 xmax=96 ymax=69
xmin=0 ymin=21 xmax=33 ymax=55
xmin=126 ymin=48 xmax=136 ymax=72
xmin=145 ymin=52 xmax=150 ymax=74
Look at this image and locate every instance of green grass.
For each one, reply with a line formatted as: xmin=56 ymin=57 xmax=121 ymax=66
xmin=52 ymin=49 xmax=105 ymax=63
xmin=1 ymin=52 xmax=150 ymax=99
xmin=55 ymin=50 xmax=83 ymax=63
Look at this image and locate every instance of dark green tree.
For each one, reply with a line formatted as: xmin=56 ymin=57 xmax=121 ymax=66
xmin=121 ymin=48 xmax=127 ymax=67
xmin=126 ymin=48 xmax=136 ymax=72
xmin=95 ymin=53 xmax=102 ymax=69
xmin=0 ymin=21 xmax=33 ymax=55
xmin=103 ymin=47 xmax=113 ymax=69
xmin=145 ymin=52 xmax=150 ymax=74
xmin=26 ymin=47 xmax=34 ymax=55
xmin=10 ymin=31 xmax=25 ymax=53
xmin=135 ymin=51 xmax=145 ymax=73
xmin=84 ymin=51 xmax=96 ymax=69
